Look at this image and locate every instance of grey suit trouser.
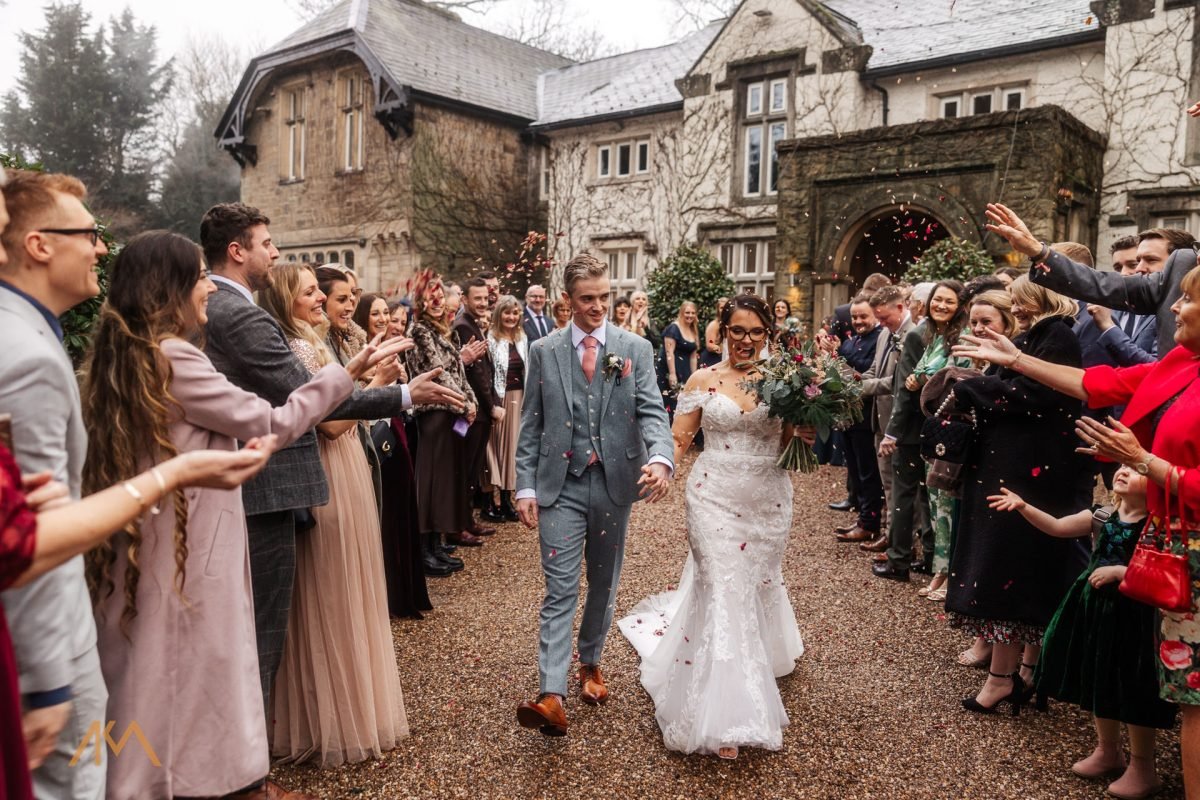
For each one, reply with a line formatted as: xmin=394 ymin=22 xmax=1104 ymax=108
xmin=536 ymin=465 xmax=631 ymax=697
xmin=247 ymin=509 xmax=297 ymax=717
xmin=33 ymin=645 xmax=106 ymax=800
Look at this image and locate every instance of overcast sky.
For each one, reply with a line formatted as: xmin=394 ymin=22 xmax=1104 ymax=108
xmin=0 ymin=0 xmax=689 ymax=97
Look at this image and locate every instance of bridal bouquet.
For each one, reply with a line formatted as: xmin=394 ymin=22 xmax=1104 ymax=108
xmin=741 ymin=340 xmax=864 ymax=472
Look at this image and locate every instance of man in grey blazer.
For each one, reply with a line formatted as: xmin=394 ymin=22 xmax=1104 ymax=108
xmin=0 ymin=169 xmax=107 ymax=799
xmin=513 ymin=254 xmax=673 ymax=737
xmin=198 ymin=204 xmax=464 ymax=758
xmin=986 ymin=203 xmax=1195 ymax=357
xmin=838 ymin=285 xmax=915 ymax=548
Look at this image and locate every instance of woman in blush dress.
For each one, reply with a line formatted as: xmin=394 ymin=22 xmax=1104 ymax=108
xmin=619 ymin=294 xmax=813 ymax=760
xmin=258 ymin=263 xmax=408 ymax=766
xmin=81 ymin=233 xmax=401 ymax=798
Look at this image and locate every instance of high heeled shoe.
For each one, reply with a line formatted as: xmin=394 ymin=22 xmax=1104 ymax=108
xmin=1018 ymin=661 xmax=1049 ymax=711
xmin=962 ymin=671 xmax=1026 ymax=717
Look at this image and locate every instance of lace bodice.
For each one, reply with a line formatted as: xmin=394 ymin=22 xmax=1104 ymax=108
xmin=677 ymin=389 xmax=780 ymax=458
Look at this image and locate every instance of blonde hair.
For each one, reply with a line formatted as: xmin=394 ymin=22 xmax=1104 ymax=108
xmin=1009 ymin=275 xmax=1078 ymax=322
xmin=490 ymin=294 xmax=524 ymax=342
xmin=969 ymin=289 xmax=1020 ymax=338
xmin=257 ymin=262 xmax=333 ymax=365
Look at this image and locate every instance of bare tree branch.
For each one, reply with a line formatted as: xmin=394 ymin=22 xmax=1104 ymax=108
xmin=501 ymin=0 xmax=616 ymax=61
xmin=667 ymin=0 xmax=737 ymax=35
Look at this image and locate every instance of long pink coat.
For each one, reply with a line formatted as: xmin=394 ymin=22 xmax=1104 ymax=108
xmin=96 ymin=338 xmax=353 ymax=799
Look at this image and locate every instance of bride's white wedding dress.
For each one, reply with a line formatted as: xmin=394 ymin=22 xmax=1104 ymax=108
xmin=618 ymin=389 xmax=803 ymax=755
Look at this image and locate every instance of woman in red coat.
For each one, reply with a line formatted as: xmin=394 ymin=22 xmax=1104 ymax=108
xmin=955 ymin=264 xmax=1200 ymax=800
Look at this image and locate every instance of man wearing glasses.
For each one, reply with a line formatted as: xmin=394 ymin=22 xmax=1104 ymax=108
xmin=0 ymin=168 xmax=109 ymax=800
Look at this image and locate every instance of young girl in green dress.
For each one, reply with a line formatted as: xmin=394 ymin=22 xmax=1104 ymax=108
xmin=988 ymin=466 xmax=1176 ymax=800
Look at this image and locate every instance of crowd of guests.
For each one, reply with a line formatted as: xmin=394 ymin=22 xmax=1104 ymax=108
xmin=823 ymin=218 xmax=1200 ymax=799
xmin=1 ymin=159 xmax=1199 ymax=800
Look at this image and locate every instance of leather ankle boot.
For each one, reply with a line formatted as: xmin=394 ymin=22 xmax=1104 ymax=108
xmin=422 ymin=534 xmax=453 ymax=577
xmin=500 ymin=491 xmax=519 ymax=522
xmin=434 ymin=534 xmax=464 ymax=570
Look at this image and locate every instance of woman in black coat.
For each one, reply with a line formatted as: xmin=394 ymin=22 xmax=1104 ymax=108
xmin=947 ymin=276 xmax=1092 ymax=715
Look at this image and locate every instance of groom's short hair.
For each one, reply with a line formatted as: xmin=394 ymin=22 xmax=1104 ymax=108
xmin=563 ymin=253 xmax=607 ymax=296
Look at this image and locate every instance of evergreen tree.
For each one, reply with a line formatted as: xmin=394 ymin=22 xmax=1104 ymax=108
xmin=0 ymin=3 xmax=172 ymax=237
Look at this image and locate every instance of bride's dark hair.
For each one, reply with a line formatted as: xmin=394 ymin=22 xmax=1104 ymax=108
xmin=719 ymin=294 xmax=773 ymax=335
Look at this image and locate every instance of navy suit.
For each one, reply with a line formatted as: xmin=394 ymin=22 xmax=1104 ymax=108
xmin=839 ymin=327 xmax=884 ymax=532
xmin=523 ymin=307 xmax=551 ymax=343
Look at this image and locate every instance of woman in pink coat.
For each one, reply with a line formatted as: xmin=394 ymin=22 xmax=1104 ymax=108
xmin=79 ymin=231 xmax=404 ymax=800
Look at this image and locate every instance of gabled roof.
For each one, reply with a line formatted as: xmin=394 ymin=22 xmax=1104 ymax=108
xmin=823 ymin=0 xmax=1101 ymax=73
xmin=256 ymin=0 xmax=571 ymax=120
xmin=532 ymin=22 xmax=722 ymax=129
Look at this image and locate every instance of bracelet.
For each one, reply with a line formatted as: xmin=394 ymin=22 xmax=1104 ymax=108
xmin=149 ymin=467 xmax=166 ymax=516
xmin=122 ymin=481 xmax=147 ymax=512
xmin=1011 ymin=352 xmax=1025 ymax=370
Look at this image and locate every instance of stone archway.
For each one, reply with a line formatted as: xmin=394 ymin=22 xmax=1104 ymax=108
xmin=833 ymin=204 xmax=951 ymax=287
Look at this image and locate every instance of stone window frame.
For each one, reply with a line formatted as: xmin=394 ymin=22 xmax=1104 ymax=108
xmin=336 ymin=68 xmax=367 ymax=174
xmin=279 ymin=82 xmax=307 ymax=183
xmin=592 ymin=134 xmax=653 ymax=184
xmin=740 ymin=76 xmax=789 ymax=199
xmin=722 ymin=49 xmax=812 ymax=208
xmin=599 ymin=243 xmax=642 ymax=298
xmin=710 ymin=235 xmax=777 ymax=296
xmin=934 ymin=82 xmax=1029 ymax=120
xmin=539 ymin=146 xmax=552 ymax=200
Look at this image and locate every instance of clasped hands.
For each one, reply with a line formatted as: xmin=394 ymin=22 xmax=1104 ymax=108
xmin=637 ymin=462 xmax=672 ymax=503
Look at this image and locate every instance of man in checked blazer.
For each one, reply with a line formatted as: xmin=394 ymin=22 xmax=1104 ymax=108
xmin=199 ymin=204 xmax=464 ymax=735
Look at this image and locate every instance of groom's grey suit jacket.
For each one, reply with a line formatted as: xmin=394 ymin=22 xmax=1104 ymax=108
xmin=516 ymin=323 xmax=672 ymax=507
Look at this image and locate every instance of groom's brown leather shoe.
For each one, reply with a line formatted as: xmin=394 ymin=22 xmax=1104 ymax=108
xmin=579 ymin=664 xmax=608 ymax=706
xmin=516 ymin=693 xmax=568 ymax=736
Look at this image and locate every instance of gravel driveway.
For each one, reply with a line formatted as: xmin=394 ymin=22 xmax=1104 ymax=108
xmin=273 ymin=458 xmax=1184 ymax=799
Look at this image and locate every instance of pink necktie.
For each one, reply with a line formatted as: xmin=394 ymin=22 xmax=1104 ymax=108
xmin=581 ymin=335 xmax=598 ymax=382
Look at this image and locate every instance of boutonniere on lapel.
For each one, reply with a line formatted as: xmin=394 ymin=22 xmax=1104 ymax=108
xmin=603 ymin=353 xmax=632 ymax=384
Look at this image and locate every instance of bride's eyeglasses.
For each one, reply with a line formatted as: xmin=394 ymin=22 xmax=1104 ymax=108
xmin=727 ymin=326 xmax=768 ymax=342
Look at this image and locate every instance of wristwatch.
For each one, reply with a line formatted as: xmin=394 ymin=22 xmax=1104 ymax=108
xmin=1134 ymin=452 xmax=1155 ymax=475
xmin=1030 ymin=242 xmax=1050 ymax=264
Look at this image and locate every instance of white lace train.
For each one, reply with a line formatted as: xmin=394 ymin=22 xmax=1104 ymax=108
xmin=618 ymin=390 xmax=803 ymax=756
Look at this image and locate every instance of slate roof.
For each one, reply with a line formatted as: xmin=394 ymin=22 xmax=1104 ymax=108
xmin=823 ymin=0 xmax=1101 ymax=72
xmin=532 ymin=22 xmax=722 ymax=128
xmin=261 ymin=0 xmax=571 ymax=120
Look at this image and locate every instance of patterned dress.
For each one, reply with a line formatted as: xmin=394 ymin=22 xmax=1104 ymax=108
xmin=911 ymin=333 xmax=974 ymax=575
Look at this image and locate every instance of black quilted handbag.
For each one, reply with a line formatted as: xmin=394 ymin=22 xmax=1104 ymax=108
xmin=920 ymin=393 xmax=976 ymax=465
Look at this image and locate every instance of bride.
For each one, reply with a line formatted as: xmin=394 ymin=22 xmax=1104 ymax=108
xmin=618 ymin=294 xmax=812 ymax=759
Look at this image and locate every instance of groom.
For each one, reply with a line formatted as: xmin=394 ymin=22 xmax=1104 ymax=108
xmin=514 ymin=253 xmax=673 ymax=736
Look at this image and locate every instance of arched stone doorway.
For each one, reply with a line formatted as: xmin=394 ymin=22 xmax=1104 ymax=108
xmin=835 ymin=205 xmax=951 ymax=287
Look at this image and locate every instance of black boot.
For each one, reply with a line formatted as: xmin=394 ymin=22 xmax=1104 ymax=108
xmin=434 ymin=533 xmax=464 ymax=571
xmin=500 ymin=491 xmax=520 ymax=522
xmin=481 ymin=493 xmax=506 ymax=523
xmin=422 ymin=533 xmax=454 ymax=577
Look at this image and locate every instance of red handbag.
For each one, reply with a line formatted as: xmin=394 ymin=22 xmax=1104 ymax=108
xmin=1119 ymin=466 xmax=1194 ymax=613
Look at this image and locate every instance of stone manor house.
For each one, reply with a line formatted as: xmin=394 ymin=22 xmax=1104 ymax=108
xmin=218 ymin=0 xmax=1200 ymax=325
